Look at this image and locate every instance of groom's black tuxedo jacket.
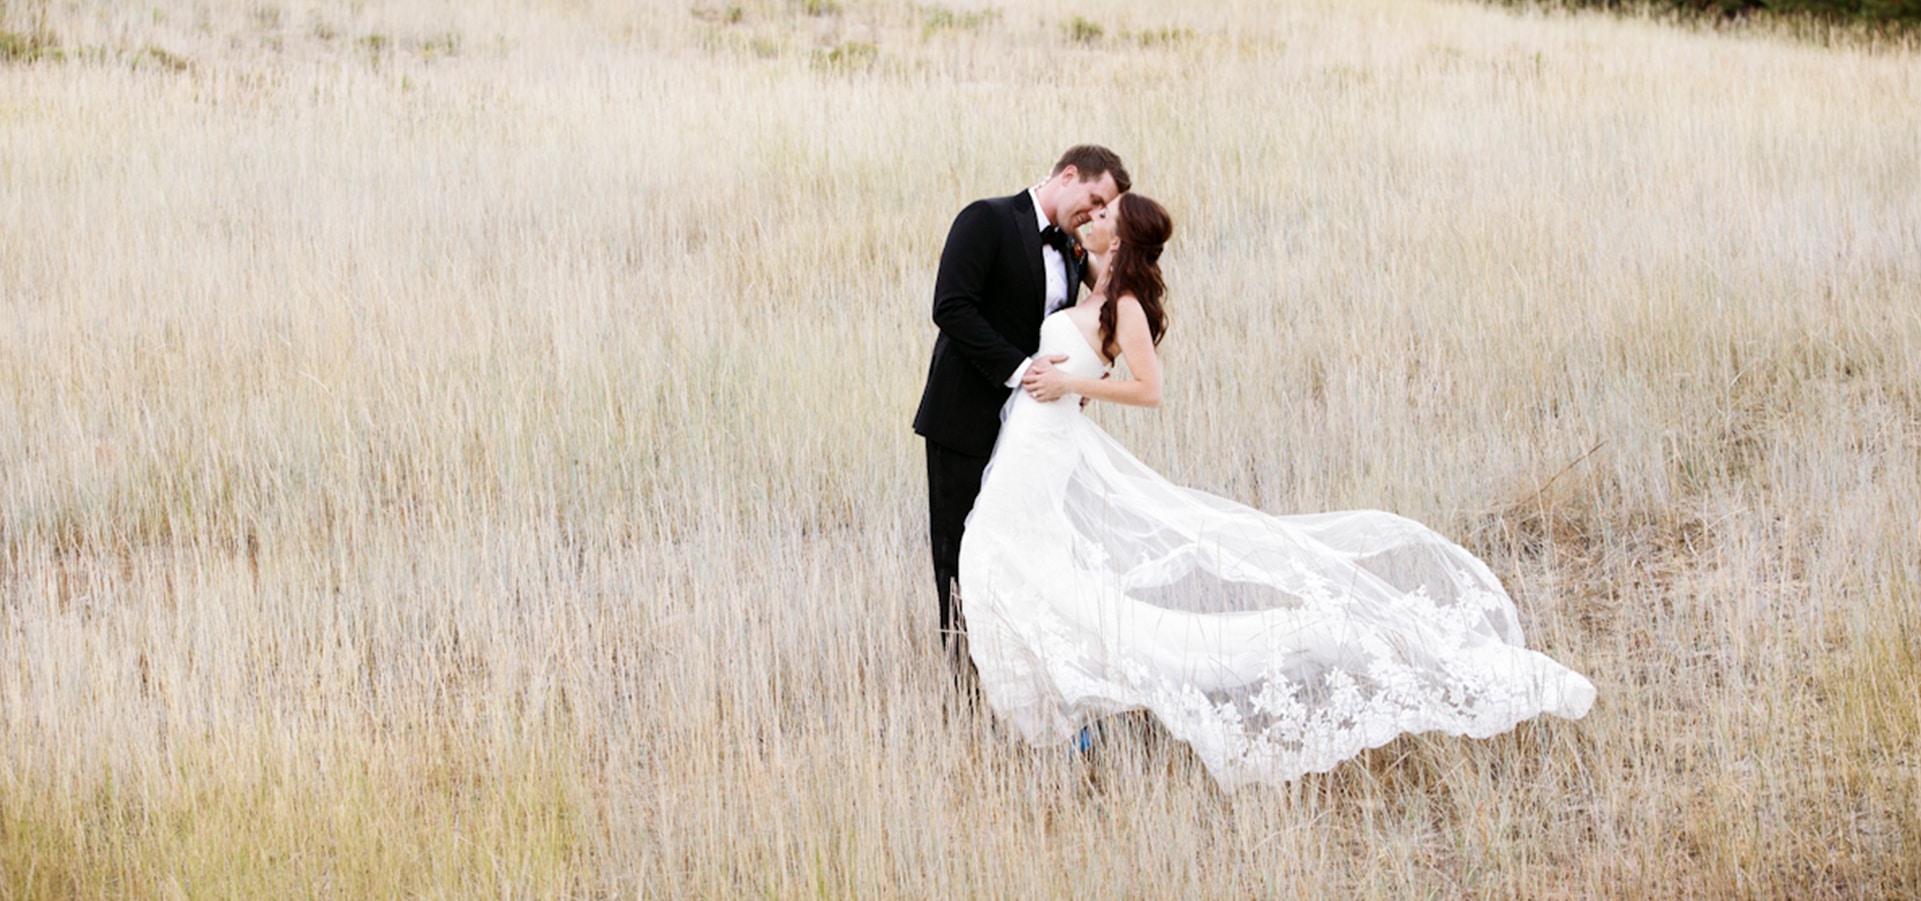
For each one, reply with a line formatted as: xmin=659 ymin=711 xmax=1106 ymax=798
xmin=914 ymin=190 xmax=1080 ymax=457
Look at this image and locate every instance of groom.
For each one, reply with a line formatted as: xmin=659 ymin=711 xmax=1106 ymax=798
xmin=913 ymin=145 xmax=1130 ymax=682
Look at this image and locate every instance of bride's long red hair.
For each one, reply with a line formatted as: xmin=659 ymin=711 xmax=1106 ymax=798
xmin=1098 ymin=193 xmax=1173 ymax=362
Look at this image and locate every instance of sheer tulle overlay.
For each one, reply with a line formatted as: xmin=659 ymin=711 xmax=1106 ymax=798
xmin=958 ymin=313 xmax=1595 ymax=790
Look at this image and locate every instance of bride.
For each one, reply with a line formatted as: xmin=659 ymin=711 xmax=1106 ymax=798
xmin=956 ymin=193 xmax=1595 ymax=790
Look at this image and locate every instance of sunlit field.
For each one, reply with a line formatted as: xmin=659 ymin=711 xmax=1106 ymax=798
xmin=2 ymin=0 xmax=1918 ymax=895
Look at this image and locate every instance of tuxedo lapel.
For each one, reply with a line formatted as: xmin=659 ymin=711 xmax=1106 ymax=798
xmin=1011 ymin=191 xmax=1046 ymax=315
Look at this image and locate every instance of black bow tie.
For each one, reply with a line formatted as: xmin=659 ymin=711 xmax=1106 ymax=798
xmin=1040 ymin=224 xmax=1073 ymax=254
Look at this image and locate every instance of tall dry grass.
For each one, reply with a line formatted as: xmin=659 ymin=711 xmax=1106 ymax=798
xmin=2 ymin=0 xmax=1918 ymax=895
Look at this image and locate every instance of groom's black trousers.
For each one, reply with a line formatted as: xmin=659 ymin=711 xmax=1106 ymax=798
xmin=926 ymin=439 xmax=989 ymax=676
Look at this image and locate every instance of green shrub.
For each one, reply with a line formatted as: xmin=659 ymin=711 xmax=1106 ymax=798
xmin=1134 ymin=25 xmax=1195 ymax=46
xmin=814 ymin=40 xmax=877 ymax=72
xmin=1064 ymin=16 xmax=1103 ymax=43
xmin=135 ymin=43 xmax=189 ymax=71
xmin=923 ymin=5 xmax=1000 ymax=35
xmin=420 ymin=32 xmax=459 ymax=59
xmin=0 ymin=29 xmax=58 ymax=63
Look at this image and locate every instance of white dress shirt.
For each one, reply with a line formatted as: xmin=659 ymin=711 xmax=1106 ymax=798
xmin=1006 ymin=187 xmax=1070 ymax=387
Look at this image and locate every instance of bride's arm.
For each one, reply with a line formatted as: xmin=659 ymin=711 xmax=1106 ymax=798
xmin=1065 ymin=297 xmax=1161 ymax=408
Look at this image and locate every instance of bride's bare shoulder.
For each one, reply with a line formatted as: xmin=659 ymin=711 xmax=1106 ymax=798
xmin=1111 ymin=294 xmax=1149 ymax=326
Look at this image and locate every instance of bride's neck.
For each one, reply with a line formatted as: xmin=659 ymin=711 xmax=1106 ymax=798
xmin=1086 ymin=251 xmax=1114 ymax=295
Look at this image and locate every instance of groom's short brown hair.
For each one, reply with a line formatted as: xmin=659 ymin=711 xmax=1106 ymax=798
xmin=1053 ymin=145 xmax=1131 ymax=194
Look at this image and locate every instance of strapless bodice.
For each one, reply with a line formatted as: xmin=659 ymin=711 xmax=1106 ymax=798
xmin=1004 ymin=312 xmax=1111 ymax=420
xmin=1036 ymin=311 xmax=1110 ymax=381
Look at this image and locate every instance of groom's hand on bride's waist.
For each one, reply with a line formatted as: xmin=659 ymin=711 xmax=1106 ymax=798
xmin=1020 ymin=355 xmax=1069 ymax=385
xmin=1022 ymin=355 xmax=1072 ymax=402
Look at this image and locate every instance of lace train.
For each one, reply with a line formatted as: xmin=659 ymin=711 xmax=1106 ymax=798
xmin=958 ymin=314 xmax=1594 ymax=789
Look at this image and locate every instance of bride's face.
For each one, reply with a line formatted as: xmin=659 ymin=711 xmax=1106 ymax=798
xmin=1081 ymin=201 xmax=1121 ymax=255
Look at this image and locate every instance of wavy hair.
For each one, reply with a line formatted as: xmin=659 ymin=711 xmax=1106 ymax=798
xmin=1097 ymin=192 xmax=1172 ymax=362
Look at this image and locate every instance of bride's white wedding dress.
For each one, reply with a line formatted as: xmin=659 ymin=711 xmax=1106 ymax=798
xmin=958 ymin=311 xmax=1595 ymax=790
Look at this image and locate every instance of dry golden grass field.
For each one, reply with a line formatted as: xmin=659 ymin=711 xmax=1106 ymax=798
xmin=3 ymin=0 xmax=1919 ymax=896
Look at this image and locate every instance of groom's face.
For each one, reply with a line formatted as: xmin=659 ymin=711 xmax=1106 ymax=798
xmin=1051 ymin=167 xmax=1121 ymax=232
